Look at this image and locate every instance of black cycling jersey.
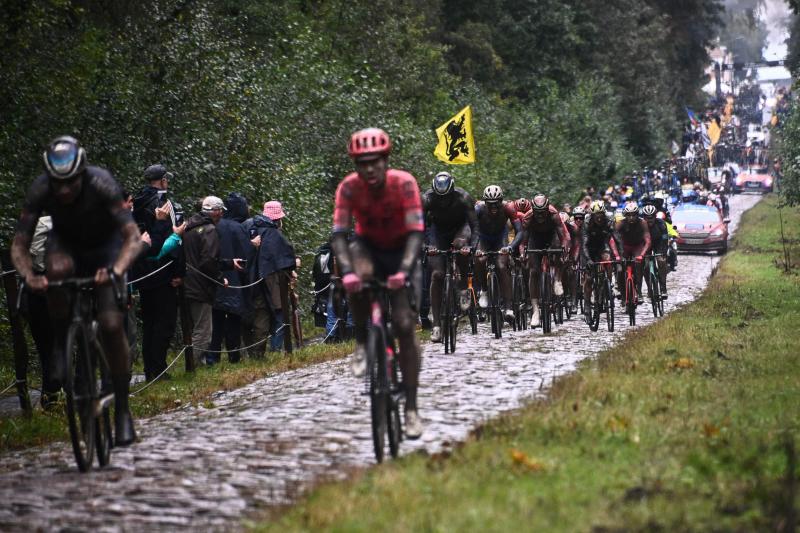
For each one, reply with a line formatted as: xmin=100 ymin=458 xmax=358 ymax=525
xmin=422 ymin=186 xmax=477 ymax=242
xmin=647 ymin=218 xmax=669 ymax=253
xmin=581 ymin=216 xmax=617 ymax=262
xmin=16 ymin=166 xmax=133 ymax=249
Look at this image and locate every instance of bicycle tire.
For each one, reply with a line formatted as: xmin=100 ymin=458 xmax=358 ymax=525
xmin=468 ymin=289 xmax=478 ymax=335
xmin=367 ymin=325 xmax=388 ymax=463
xmin=387 ymin=357 xmax=402 ymax=458
xmin=589 ymin=280 xmax=600 ymax=332
xmin=64 ymin=322 xmax=96 ymax=472
xmin=605 ymin=276 xmax=615 ymax=332
xmin=448 ymin=279 xmax=457 ymax=353
xmin=490 ymin=272 xmax=502 ymax=339
xmin=626 ymin=275 xmax=636 ymax=326
xmin=442 ymin=276 xmax=452 ymax=354
xmin=93 ymin=341 xmax=112 ymax=467
xmin=540 ymin=270 xmax=552 ymax=333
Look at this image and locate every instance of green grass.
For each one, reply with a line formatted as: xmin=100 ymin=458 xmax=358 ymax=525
xmin=256 ymin=195 xmax=800 ymax=532
xmin=0 ymin=337 xmax=355 ymax=451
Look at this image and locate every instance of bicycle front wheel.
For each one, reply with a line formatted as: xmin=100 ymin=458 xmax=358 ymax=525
xmin=540 ymin=270 xmax=552 ymax=334
xmin=367 ymin=325 xmax=388 ymax=463
xmin=626 ymin=276 xmax=636 ymax=326
xmin=605 ymin=277 xmax=615 ymax=332
xmin=489 ymin=273 xmax=502 ymax=339
xmin=387 ymin=357 xmax=402 ymax=458
xmin=64 ymin=322 xmax=96 ymax=472
xmin=442 ymin=276 xmax=452 ymax=354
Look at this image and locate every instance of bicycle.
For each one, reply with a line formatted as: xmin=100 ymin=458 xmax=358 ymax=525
xmin=644 ymin=251 xmax=665 ymax=318
xmin=510 ymin=254 xmax=529 ymax=331
xmin=479 ymin=250 xmax=505 ymax=339
xmin=21 ymin=277 xmax=116 ymax=472
xmin=586 ymin=260 xmax=615 ymax=332
xmin=621 ymin=258 xmax=640 ymax=326
xmin=427 ymin=248 xmax=463 ymax=354
xmin=360 ymin=280 xmax=404 ymax=463
xmin=526 ymin=248 xmax=564 ymax=334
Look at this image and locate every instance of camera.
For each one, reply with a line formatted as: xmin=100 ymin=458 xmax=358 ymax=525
xmin=156 ymin=190 xmax=169 ymax=206
xmin=173 ymin=201 xmax=185 ymax=226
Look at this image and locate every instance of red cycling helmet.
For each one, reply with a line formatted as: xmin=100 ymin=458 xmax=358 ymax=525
xmin=348 ymin=128 xmax=392 ymax=160
xmin=514 ymin=198 xmax=531 ymax=213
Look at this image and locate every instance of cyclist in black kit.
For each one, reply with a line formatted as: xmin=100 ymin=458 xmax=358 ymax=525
xmin=422 ymin=172 xmax=478 ymax=342
xmin=474 ymin=185 xmax=523 ymax=322
xmin=11 ymin=136 xmax=143 ymax=446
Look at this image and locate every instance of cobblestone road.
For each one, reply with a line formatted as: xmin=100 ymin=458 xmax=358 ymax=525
xmin=0 ymin=195 xmax=760 ymax=532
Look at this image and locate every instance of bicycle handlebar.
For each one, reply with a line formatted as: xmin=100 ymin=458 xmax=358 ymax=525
xmin=525 ymin=248 xmax=564 ymax=254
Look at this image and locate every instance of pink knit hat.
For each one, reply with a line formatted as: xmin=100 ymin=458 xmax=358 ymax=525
xmin=263 ymin=200 xmax=285 ymax=220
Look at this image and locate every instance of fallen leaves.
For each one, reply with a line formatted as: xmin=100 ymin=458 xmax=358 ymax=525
xmin=509 ymin=449 xmax=546 ymax=472
xmin=668 ymin=357 xmax=694 ymax=370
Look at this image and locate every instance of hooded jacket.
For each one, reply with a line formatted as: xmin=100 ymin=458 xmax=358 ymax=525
xmin=183 ymin=212 xmax=232 ymax=303
xmin=243 ymin=214 xmax=296 ymax=310
xmin=213 ymin=193 xmax=252 ymax=315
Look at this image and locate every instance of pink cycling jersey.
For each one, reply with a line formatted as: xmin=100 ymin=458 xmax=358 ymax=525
xmin=333 ymin=169 xmax=424 ymax=250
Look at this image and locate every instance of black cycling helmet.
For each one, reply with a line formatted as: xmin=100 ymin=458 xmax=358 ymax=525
xmin=432 ymin=171 xmax=454 ymax=196
xmin=43 ymin=136 xmax=85 ymax=180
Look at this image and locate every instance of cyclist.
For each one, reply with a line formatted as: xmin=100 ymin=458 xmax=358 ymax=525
xmin=564 ymin=206 xmax=585 ymax=307
xmin=331 ymin=128 xmax=424 ymax=438
xmin=512 ymin=197 xmax=531 ymax=255
xmin=641 ymin=205 xmax=669 ymax=299
xmin=614 ymin=201 xmax=651 ymax=300
xmin=580 ymin=201 xmax=621 ymax=313
xmin=473 ymin=185 xmax=523 ymax=323
xmin=422 ymin=171 xmax=478 ymax=343
xmin=11 ymin=136 xmax=143 ymax=446
xmin=521 ymin=193 xmax=570 ymax=328
xmin=657 ymin=211 xmax=679 ymax=272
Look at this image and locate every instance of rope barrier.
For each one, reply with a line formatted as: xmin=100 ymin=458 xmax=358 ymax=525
xmin=127 ymin=260 xmax=175 ymax=286
xmin=129 ymin=327 xmax=287 ymax=396
xmin=319 ymin=319 xmax=344 ymax=344
xmin=310 ymin=282 xmax=332 ymax=296
xmin=184 ymin=263 xmax=264 ymax=289
xmin=0 ymin=379 xmax=25 ymax=397
xmin=130 ymin=345 xmax=188 ymax=397
xmin=1 ymin=269 xmax=17 ymax=278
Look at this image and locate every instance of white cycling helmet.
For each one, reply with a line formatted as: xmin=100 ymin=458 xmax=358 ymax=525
xmin=483 ymin=185 xmax=503 ymax=202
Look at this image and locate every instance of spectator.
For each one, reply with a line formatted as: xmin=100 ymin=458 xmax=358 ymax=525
xmin=183 ymin=195 xmax=244 ymax=366
xmin=131 ymin=165 xmax=185 ymax=382
xmin=23 ymin=215 xmax=57 ymax=408
xmin=312 ymin=238 xmax=353 ymax=342
xmin=206 ymin=193 xmax=252 ymax=365
xmin=243 ymin=200 xmax=296 ymax=355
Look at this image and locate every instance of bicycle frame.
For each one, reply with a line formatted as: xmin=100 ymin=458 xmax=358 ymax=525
xmin=480 ymin=250 xmax=507 ymax=339
xmin=526 ymin=248 xmax=564 ymax=333
xmin=621 ymin=258 xmax=639 ymax=326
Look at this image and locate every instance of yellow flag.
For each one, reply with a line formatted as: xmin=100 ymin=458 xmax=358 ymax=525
xmin=434 ymin=105 xmax=475 ymax=164
xmin=707 ymin=119 xmax=721 ymax=146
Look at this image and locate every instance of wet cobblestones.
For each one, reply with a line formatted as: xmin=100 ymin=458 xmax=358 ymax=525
xmin=0 ymin=196 xmax=760 ymax=531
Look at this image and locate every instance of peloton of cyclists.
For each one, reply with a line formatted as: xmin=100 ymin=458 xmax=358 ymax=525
xmin=331 ymin=128 xmax=425 ymax=438
xmin=422 ymin=171 xmax=478 ymax=343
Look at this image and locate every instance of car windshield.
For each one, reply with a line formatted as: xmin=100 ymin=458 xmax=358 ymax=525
xmin=673 ymin=208 xmax=719 ymax=224
xmin=746 ymin=167 xmax=768 ymax=174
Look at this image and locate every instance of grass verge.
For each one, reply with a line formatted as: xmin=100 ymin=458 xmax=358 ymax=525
xmin=256 ymin=195 xmax=800 ymax=532
xmin=0 ymin=338 xmax=354 ymax=451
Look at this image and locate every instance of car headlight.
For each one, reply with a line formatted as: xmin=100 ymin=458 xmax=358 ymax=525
xmin=710 ymin=229 xmax=724 ymax=237
xmin=765 ymin=178 xmax=773 ymax=186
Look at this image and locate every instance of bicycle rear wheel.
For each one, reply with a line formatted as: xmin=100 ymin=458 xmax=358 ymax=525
xmin=65 ymin=322 xmax=96 ymax=472
xmin=387 ymin=357 xmax=402 ymax=458
xmin=93 ymin=341 xmax=113 ymax=467
xmin=367 ymin=325 xmax=388 ymax=463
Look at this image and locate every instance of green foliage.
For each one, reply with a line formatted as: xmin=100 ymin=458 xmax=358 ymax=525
xmin=774 ymin=106 xmax=800 ymax=206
